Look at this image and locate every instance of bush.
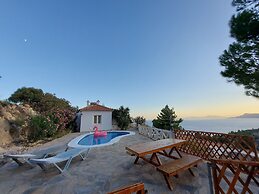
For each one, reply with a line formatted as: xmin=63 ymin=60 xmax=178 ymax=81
xmin=28 ymin=115 xmax=57 ymax=142
xmin=134 ymin=116 xmax=146 ymax=127
xmin=229 ymin=129 xmax=253 ymax=136
xmin=28 ymin=109 xmax=75 ymax=142
xmin=0 ymin=100 xmax=10 ymax=107
xmin=45 ymin=109 xmax=75 ymax=132
xmin=8 ymin=87 xmax=76 ymax=113
xmin=8 ymin=87 xmax=77 ymax=142
xmin=8 ymin=87 xmax=44 ymax=110
xmin=112 ymin=106 xmax=131 ymax=130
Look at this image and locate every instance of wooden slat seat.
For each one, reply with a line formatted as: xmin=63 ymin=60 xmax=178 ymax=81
xmin=157 ymin=154 xmax=203 ymax=190
xmin=107 ymin=182 xmax=146 ymax=194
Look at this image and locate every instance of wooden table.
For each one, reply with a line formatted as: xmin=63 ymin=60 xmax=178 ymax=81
xmin=126 ymin=138 xmax=187 ymax=166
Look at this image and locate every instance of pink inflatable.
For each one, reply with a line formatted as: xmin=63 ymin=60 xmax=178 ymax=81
xmin=93 ymin=126 xmax=107 ymax=137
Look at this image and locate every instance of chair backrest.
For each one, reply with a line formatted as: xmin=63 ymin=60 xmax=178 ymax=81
xmin=174 ymin=129 xmax=258 ymax=161
xmin=55 ymin=148 xmax=85 ymax=159
xmin=107 ymin=183 xmax=145 ymax=194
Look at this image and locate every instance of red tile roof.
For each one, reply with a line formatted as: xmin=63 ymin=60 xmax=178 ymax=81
xmin=80 ymin=104 xmax=113 ymax=112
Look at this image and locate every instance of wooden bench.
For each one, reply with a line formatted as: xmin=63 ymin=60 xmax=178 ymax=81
xmin=107 ymin=182 xmax=146 ymax=194
xmin=157 ymin=154 xmax=203 ymax=190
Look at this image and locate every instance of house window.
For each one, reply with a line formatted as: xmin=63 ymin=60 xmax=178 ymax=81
xmin=94 ymin=115 xmax=102 ymax=124
xmin=98 ymin=115 xmax=101 ymax=124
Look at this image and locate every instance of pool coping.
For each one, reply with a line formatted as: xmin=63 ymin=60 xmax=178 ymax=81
xmin=68 ymin=131 xmax=135 ymax=149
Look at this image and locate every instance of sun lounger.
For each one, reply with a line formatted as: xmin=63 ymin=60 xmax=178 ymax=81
xmin=29 ymin=148 xmax=89 ymax=173
xmin=3 ymin=153 xmax=39 ymax=166
xmin=3 ymin=152 xmax=56 ymax=167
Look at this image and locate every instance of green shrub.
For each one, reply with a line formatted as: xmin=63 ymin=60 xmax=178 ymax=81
xmin=8 ymin=87 xmax=77 ymax=113
xmin=0 ymin=100 xmax=10 ymax=107
xmin=8 ymin=87 xmax=77 ymax=142
xmin=134 ymin=116 xmax=146 ymax=127
xmin=28 ymin=115 xmax=57 ymax=142
xmin=45 ymin=108 xmax=75 ymax=132
xmin=229 ymin=129 xmax=253 ymax=136
xmin=112 ymin=106 xmax=132 ymax=130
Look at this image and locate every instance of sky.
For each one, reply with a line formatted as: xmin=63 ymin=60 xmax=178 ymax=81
xmin=1 ymin=0 xmax=259 ymax=120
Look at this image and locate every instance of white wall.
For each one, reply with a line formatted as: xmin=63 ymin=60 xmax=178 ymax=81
xmin=80 ymin=111 xmax=112 ymax=132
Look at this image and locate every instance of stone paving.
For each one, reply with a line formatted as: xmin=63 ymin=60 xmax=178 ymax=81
xmin=0 ymin=129 xmax=213 ymax=194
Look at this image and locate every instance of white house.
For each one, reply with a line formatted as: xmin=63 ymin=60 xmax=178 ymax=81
xmin=80 ymin=102 xmax=113 ymax=132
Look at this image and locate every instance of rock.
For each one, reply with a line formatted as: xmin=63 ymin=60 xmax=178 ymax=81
xmin=0 ymin=118 xmax=12 ymax=146
xmin=0 ymin=102 xmax=37 ymax=147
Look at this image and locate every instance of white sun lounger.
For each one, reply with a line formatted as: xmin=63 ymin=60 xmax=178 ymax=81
xmin=3 ymin=153 xmax=39 ymax=166
xmin=29 ymin=148 xmax=89 ymax=173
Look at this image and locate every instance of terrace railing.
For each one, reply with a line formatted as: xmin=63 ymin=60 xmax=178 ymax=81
xmin=138 ymin=126 xmax=171 ymax=140
xmin=174 ymin=129 xmax=258 ymax=161
xmin=138 ymin=127 xmax=259 ymax=193
xmin=174 ymin=129 xmax=259 ymax=194
xmin=210 ymin=159 xmax=259 ymax=194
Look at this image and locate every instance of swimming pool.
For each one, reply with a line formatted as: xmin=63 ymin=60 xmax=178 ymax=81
xmin=68 ymin=131 xmax=135 ymax=148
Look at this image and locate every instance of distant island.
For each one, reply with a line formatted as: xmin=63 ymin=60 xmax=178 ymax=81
xmin=184 ymin=116 xmax=227 ymax=120
xmin=233 ymin=113 xmax=259 ymax=118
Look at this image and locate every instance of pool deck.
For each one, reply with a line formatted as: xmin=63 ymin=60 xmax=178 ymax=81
xmin=0 ymin=129 xmax=220 ymax=193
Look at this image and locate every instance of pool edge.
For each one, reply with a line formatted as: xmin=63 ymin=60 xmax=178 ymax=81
xmin=68 ymin=131 xmax=135 ymax=149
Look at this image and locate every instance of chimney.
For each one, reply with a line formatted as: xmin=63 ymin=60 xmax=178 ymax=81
xmin=87 ymin=100 xmax=90 ymax=106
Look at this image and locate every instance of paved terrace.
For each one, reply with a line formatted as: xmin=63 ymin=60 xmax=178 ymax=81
xmin=0 ymin=129 xmax=214 ymax=194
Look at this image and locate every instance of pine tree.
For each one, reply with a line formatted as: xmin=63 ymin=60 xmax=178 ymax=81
xmin=152 ymin=105 xmax=182 ymax=130
xmin=219 ymin=0 xmax=259 ymax=98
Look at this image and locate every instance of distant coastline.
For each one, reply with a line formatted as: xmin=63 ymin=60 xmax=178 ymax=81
xmin=146 ymin=117 xmax=259 ymax=134
xmin=232 ymin=113 xmax=259 ymax=119
xmin=183 ymin=113 xmax=259 ymax=120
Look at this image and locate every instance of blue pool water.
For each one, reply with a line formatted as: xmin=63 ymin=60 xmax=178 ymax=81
xmin=78 ymin=131 xmax=130 ymax=146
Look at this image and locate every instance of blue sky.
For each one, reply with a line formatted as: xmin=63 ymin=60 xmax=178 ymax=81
xmin=1 ymin=0 xmax=258 ymax=119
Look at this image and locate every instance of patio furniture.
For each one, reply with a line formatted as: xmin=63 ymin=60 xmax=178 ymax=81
xmin=126 ymin=139 xmax=203 ymax=190
xmin=126 ymin=138 xmax=187 ymax=166
xmin=29 ymin=148 xmax=89 ymax=173
xmin=3 ymin=153 xmax=48 ymax=166
xmin=3 ymin=153 xmax=51 ymax=166
xmin=107 ymin=182 xmax=146 ymax=194
xmin=157 ymin=155 xmax=202 ymax=190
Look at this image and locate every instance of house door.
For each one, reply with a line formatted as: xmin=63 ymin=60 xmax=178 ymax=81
xmin=93 ymin=115 xmax=102 ymax=129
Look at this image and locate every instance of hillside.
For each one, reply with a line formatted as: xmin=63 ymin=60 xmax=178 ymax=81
xmin=234 ymin=113 xmax=259 ymax=118
xmin=0 ymin=101 xmax=37 ymax=148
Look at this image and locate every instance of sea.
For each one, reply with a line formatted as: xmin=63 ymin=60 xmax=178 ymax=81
xmin=145 ymin=118 xmax=259 ymax=134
